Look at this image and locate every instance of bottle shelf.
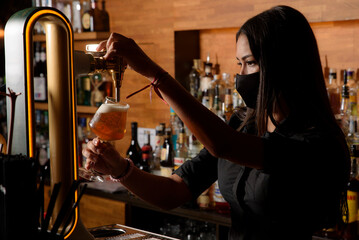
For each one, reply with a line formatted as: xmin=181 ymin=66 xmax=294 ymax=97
xmin=35 ymin=102 xmax=97 ymax=114
xmin=33 ymin=31 xmax=111 ymax=42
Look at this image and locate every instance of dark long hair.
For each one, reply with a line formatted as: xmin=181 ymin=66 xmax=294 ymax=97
xmin=237 ymin=5 xmax=349 ymax=226
xmin=237 ymin=5 xmax=337 ymax=135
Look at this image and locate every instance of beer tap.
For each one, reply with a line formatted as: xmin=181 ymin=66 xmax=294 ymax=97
xmin=84 ymin=44 xmax=127 ymax=102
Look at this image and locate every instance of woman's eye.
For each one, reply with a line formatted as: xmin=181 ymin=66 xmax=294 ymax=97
xmin=246 ymin=61 xmax=257 ymax=66
xmin=237 ymin=62 xmax=242 ymax=66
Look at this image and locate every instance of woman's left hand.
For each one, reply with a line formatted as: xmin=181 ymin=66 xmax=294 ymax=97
xmin=82 ymin=137 xmax=127 ymax=177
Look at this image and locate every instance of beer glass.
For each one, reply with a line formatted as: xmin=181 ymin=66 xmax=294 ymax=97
xmin=79 ymin=97 xmax=129 ymax=182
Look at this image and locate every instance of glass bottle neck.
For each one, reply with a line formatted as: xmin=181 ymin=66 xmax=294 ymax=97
xmin=132 ymin=133 xmax=137 ymax=141
xmin=91 ymin=0 xmax=97 ymax=9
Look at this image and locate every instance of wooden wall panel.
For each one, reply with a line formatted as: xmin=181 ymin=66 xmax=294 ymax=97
xmin=198 ymin=20 xmax=359 ymax=87
xmin=312 ymin=20 xmax=359 ymax=82
xmin=199 ymin=28 xmax=238 ymax=86
xmin=173 ymin=0 xmax=359 ymax=30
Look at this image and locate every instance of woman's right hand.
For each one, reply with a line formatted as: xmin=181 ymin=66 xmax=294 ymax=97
xmin=82 ymin=137 xmax=128 ymax=178
xmin=97 ymin=32 xmax=164 ymax=80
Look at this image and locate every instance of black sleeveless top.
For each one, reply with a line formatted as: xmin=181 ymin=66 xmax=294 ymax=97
xmin=174 ymin=113 xmax=348 ymax=240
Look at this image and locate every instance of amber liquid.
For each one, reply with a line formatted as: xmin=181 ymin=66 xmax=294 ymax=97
xmin=89 ymin=110 xmax=127 ymax=141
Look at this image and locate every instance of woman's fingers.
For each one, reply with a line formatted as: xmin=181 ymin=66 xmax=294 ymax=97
xmin=82 ymin=148 xmax=100 ymax=169
xmin=96 ymin=40 xmax=108 ymax=51
xmin=86 ymin=137 xmax=110 ymax=154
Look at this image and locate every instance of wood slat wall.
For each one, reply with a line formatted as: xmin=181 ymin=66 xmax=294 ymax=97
xmin=173 ymin=0 xmax=359 ymax=30
xmin=199 ymin=20 xmax=359 ymax=85
xmin=104 ymin=0 xmax=359 ymax=155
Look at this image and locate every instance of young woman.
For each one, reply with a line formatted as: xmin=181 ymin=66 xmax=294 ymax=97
xmin=83 ymin=5 xmax=350 ymax=239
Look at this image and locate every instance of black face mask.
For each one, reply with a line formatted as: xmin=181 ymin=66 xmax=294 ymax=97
xmin=235 ymin=72 xmax=260 ymax=109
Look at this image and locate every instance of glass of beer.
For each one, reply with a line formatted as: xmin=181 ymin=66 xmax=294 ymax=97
xmin=89 ymin=97 xmax=129 ymax=141
xmin=79 ymin=97 xmax=130 ymax=182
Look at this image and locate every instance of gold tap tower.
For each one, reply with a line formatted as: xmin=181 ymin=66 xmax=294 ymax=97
xmin=5 ymin=7 xmax=94 ymax=239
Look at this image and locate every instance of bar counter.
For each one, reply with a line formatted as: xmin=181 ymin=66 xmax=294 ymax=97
xmin=84 ymin=187 xmax=232 ymax=228
xmin=82 ymin=185 xmax=340 ymax=240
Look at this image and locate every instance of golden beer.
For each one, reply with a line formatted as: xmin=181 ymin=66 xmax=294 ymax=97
xmin=89 ymin=101 xmax=129 ymax=141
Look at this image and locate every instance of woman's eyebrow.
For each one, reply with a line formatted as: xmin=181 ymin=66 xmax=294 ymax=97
xmin=236 ymin=54 xmax=253 ymax=61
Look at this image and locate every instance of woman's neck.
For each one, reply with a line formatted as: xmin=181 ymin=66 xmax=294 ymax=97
xmin=267 ymin=98 xmax=289 ymax=133
xmin=267 ymin=117 xmax=277 ymax=132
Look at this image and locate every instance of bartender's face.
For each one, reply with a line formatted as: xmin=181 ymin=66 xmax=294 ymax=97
xmin=236 ymin=34 xmax=259 ymax=75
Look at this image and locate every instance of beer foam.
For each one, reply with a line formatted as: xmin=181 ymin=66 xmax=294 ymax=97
xmin=97 ymin=103 xmax=129 ymax=113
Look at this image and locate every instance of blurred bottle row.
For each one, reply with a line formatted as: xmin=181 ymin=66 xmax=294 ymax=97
xmin=333 ymin=68 xmax=359 ymax=239
xmin=188 ymin=55 xmax=244 ymax=121
xmin=33 ymin=0 xmax=110 ymax=34
xmin=329 ymin=68 xmax=359 ymax=148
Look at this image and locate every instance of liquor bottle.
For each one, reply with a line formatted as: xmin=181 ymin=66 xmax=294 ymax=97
xmin=59 ymin=0 xmax=72 ymax=24
xmin=72 ymin=0 xmax=82 ymax=33
xmin=82 ymin=0 xmax=103 ymax=32
xmin=212 ymin=180 xmax=230 ymax=214
xmin=174 ymin=127 xmax=188 ymax=170
xmin=160 ymin=127 xmax=174 ymax=177
xmin=347 ymin=116 xmax=359 ymax=147
xmin=169 ymin=108 xmax=180 ymax=151
xmin=343 ymin=145 xmax=359 ymax=240
xmin=34 ymin=43 xmax=47 ymax=102
xmin=222 ymin=72 xmax=231 ymax=88
xmin=201 ymin=89 xmax=210 ymax=109
xmin=189 ymin=59 xmax=202 ymax=100
xmin=126 ymin=122 xmax=143 ymax=169
xmin=83 ymin=76 xmax=92 ymax=106
xmin=340 ymin=70 xmax=350 ymax=134
xmin=348 ymin=69 xmax=358 ymax=117
xmin=101 ymin=0 xmax=110 ymax=32
xmin=152 ymin=124 xmax=164 ymax=174
xmin=141 ymin=130 xmax=152 ymax=173
xmin=212 ymin=84 xmax=222 ymax=117
xmin=326 ymin=68 xmax=341 ymax=117
xmin=224 ymin=88 xmax=233 ymax=121
xmin=211 ymin=74 xmax=225 ymax=103
xmin=200 ymin=54 xmax=214 ymax=108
